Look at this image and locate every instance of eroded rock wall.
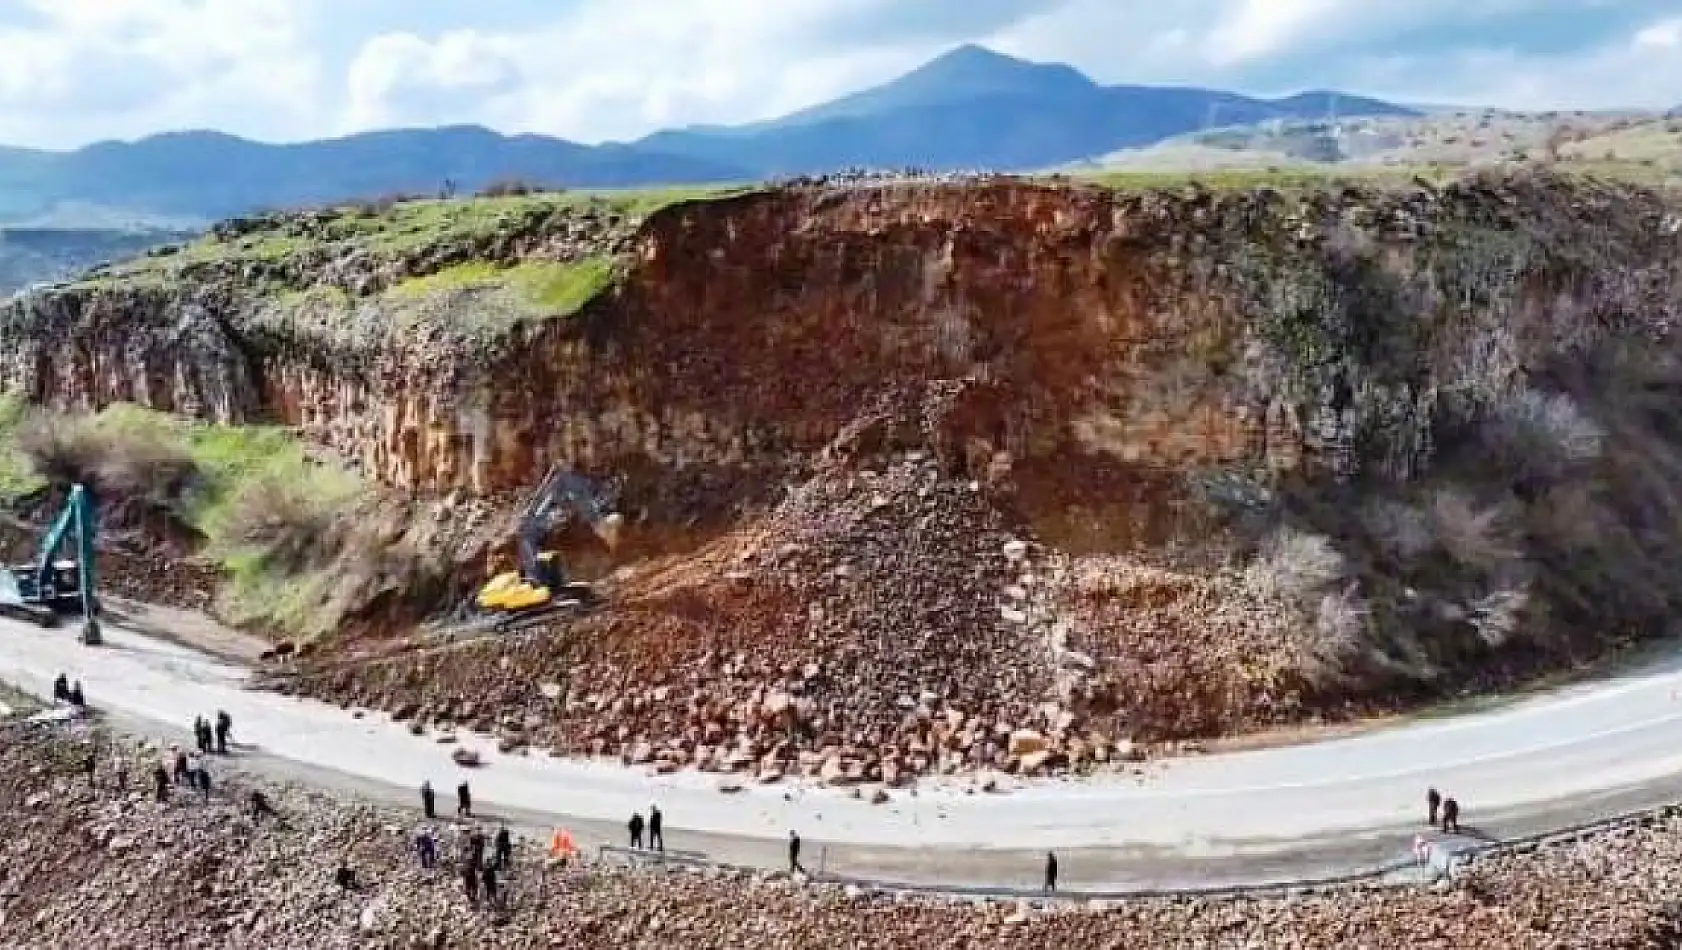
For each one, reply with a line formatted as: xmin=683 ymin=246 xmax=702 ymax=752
xmin=3 ymin=173 xmax=1679 ymax=529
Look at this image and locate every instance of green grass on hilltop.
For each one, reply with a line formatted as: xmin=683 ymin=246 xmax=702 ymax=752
xmin=83 ymin=184 xmax=748 ymax=287
xmin=387 ymin=256 xmax=617 ymax=318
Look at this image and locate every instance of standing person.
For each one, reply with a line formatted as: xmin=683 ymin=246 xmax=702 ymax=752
xmin=214 ymin=711 xmax=232 ymax=755
xmin=52 ymin=673 xmax=69 ymax=704
xmin=249 ymin=789 xmax=276 ymax=821
xmin=192 ymin=717 xmax=207 ymax=754
xmin=493 ymin=825 xmax=512 ymax=871
xmin=1442 ymin=797 xmax=1461 ymax=834
xmin=172 ymin=747 xmax=191 ymax=785
xmin=480 ymin=861 xmax=500 ymax=909
xmin=152 ymin=762 xmax=170 ymax=802
xmin=1427 ymin=787 xmax=1442 ymax=827
xmin=420 ymin=780 xmax=436 ymax=819
xmin=788 ymin=831 xmax=803 ymax=874
xmin=186 ymin=750 xmax=203 ymax=790
xmin=82 ymin=750 xmax=97 ymax=788
xmin=1044 ymin=851 xmax=1058 ymax=893
xmin=67 ymin=681 xmax=84 ymax=708
xmin=461 ymin=860 xmax=480 ymax=905
xmin=648 ymin=805 xmax=664 ymax=853
xmin=416 ymin=828 xmax=437 ymax=870
xmin=628 ymin=811 xmax=644 ymax=850
xmin=456 ymin=781 xmax=472 ymax=818
xmin=196 ymin=762 xmax=212 ymax=801
xmin=469 ymin=826 xmax=488 ymax=870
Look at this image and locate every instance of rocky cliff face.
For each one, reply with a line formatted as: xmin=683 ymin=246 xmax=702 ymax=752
xmin=8 ymin=172 xmax=1682 ymax=761
xmin=9 ymin=175 xmax=1675 ymax=509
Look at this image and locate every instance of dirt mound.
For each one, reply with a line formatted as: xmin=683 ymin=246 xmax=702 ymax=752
xmin=291 ymin=385 xmax=1091 ymax=781
xmin=2 ymin=725 xmax=1681 ymax=949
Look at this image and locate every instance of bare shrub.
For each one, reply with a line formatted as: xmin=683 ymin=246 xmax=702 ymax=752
xmin=1244 ymin=526 xmax=1346 ymax=603
xmin=1359 ymin=498 xmax=1434 ymax=565
xmin=1429 ymin=489 xmax=1520 ymax=572
xmin=1296 ymin=582 xmax=1371 ymax=684
xmin=1468 ymin=583 xmax=1532 ymax=649
xmin=15 ymin=413 xmax=200 ymax=510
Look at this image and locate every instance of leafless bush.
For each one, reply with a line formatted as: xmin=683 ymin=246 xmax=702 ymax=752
xmin=1359 ymin=498 xmax=1434 ymax=565
xmin=1430 ymin=489 xmax=1520 ymax=572
xmin=15 ymin=414 xmax=200 ymax=510
xmin=1297 ymin=582 xmax=1371 ymax=684
xmin=1480 ymin=388 xmax=1605 ymax=486
xmin=1244 ymin=526 xmax=1347 ymax=603
xmin=1468 ymin=583 xmax=1532 ymax=649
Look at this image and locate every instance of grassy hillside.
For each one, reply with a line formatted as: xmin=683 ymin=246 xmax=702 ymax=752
xmin=1087 ymin=112 xmax=1682 ymax=187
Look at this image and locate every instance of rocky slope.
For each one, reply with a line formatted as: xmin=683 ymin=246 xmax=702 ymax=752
xmin=1 ymin=724 xmax=1680 ymax=948
xmin=4 ymin=171 xmax=1682 ymax=774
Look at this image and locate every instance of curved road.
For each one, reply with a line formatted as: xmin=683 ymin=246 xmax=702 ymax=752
xmin=3 ymin=614 xmax=1682 ymax=892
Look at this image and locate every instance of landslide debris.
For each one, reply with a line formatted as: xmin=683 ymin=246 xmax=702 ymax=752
xmin=2 ymin=724 xmax=1681 ymax=949
xmin=11 ymin=169 xmax=1682 ymax=773
xmin=287 ymin=383 xmax=1085 ymax=782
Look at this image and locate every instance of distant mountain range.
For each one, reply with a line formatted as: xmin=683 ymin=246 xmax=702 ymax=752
xmin=0 ymin=44 xmax=1415 ymax=228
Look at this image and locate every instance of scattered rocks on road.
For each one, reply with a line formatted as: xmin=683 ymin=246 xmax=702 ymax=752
xmin=2 ymin=724 xmax=1681 ymax=948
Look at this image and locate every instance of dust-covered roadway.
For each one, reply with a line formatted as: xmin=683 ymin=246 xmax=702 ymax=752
xmin=4 ymin=613 xmax=1682 ymax=893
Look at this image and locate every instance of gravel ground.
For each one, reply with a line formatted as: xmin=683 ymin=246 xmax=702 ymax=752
xmin=1 ymin=723 xmax=1680 ymax=949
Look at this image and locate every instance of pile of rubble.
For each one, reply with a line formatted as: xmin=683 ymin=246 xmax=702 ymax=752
xmin=3 ymin=726 xmax=1681 ymax=949
xmin=290 ymin=386 xmax=1112 ymax=784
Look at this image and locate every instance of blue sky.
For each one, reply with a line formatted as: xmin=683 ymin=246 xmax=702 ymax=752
xmin=0 ymin=0 xmax=1677 ymax=149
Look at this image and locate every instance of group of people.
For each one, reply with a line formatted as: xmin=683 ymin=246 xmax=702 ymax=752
xmin=419 ymin=779 xmax=475 ymax=819
xmin=626 ymin=806 xmax=664 ymax=852
xmin=410 ymin=816 xmax=515 ymax=909
xmin=1426 ymin=787 xmax=1463 ymax=834
xmin=192 ymin=711 xmax=235 ymax=756
xmin=50 ymin=673 xmax=84 ymax=708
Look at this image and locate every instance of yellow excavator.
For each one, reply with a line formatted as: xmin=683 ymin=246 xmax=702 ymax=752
xmin=476 ymin=466 xmax=624 ymax=620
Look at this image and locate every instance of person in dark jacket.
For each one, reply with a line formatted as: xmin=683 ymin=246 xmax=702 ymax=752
xmin=67 ymin=681 xmax=84 ymax=707
xmin=420 ymin=780 xmax=436 ymax=819
xmin=214 ymin=710 xmax=232 ymax=755
xmin=152 ymin=762 xmax=170 ymax=802
xmin=628 ymin=811 xmax=644 ymax=849
xmin=52 ymin=674 xmax=69 ymax=704
xmin=480 ymin=861 xmax=500 ymax=908
xmin=456 ymin=781 xmax=472 ymax=818
xmin=462 ymin=861 xmax=480 ymax=904
xmin=1442 ymin=797 xmax=1461 ymax=834
xmin=1044 ymin=851 xmax=1058 ymax=892
xmin=648 ymin=805 xmax=664 ymax=852
xmin=1427 ymin=787 xmax=1442 ymax=827
xmin=788 ymin=830 xmax=803 ymax=874
xmin=494 ymin=825 xmax=512 ymax=870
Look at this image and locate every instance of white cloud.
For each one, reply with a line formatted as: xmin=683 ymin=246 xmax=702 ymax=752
xmin=0 ymin=0 xmax=1676 ymax=149
xmin=1634 ymin=17 xmax=1681 ymax=47
xmin=0 ymin=0 xmax=323 ymax=147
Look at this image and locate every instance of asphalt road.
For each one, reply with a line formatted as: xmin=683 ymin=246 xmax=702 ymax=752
xmin=4 ymin=613 xmax=1682 ymax=893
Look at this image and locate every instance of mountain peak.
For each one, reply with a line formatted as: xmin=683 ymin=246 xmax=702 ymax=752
xmin=904 ymin=43 xmax=1093 ymax=90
